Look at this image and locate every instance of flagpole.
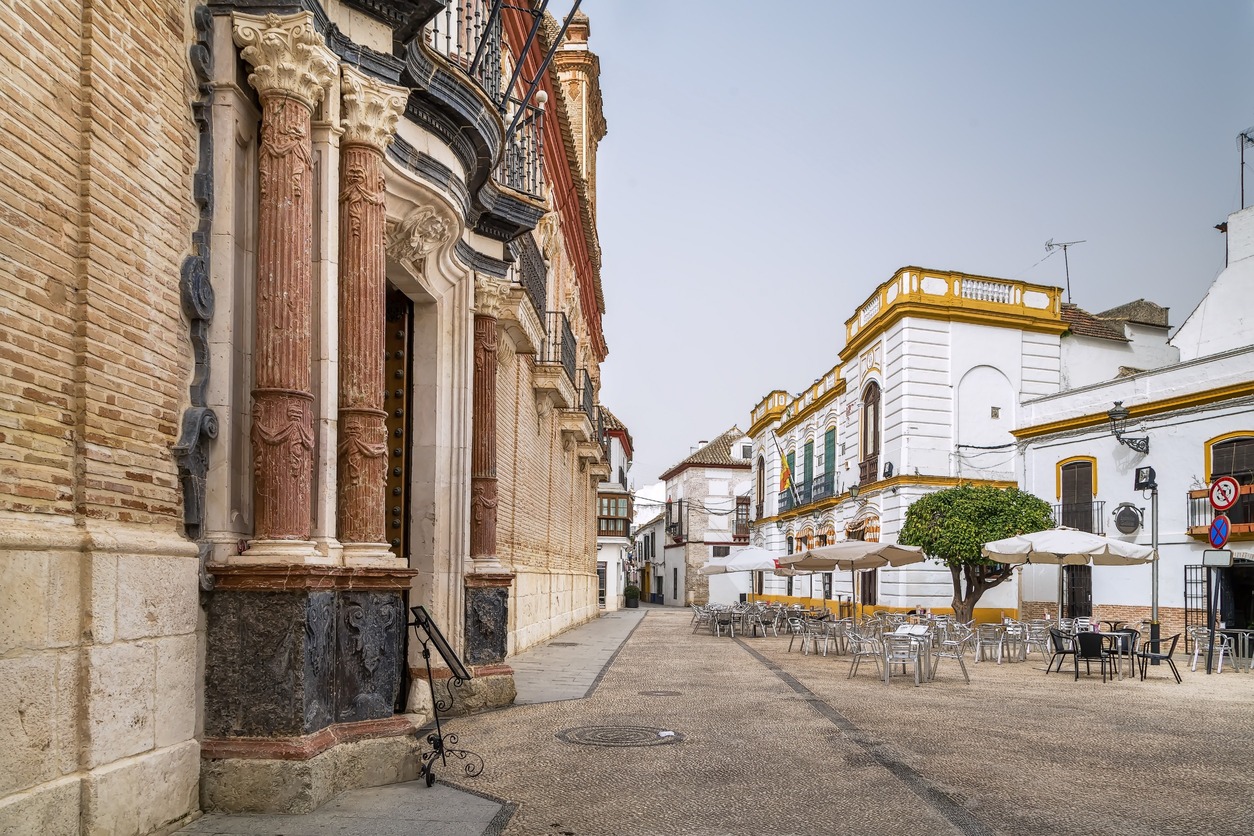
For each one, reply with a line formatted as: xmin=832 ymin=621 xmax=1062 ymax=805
xmin=769 ymin=431 xmax=803 ymax=509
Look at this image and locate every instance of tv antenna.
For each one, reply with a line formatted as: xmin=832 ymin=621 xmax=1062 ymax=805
xmin=1045 ymin=238 xmax=1085 ymax=304
xmin=1239 ymin=129 xmax=1254 ymax=209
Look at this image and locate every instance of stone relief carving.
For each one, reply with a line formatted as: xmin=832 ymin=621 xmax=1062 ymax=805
xmin=473 ymin=276 xmax=512 ymax=319
xmin=339 ymin=158 xmax=385 ymax=240
xmin=340 ymin=65 xmax=407 ymax=152
xmin=232 ymin=11 xmax=337 ymax=109
xmin=387 ymin=205 xmax=453 ymax=273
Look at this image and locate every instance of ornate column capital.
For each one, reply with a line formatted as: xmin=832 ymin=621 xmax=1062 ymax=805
xmin=341 ymin=66 xmax=408 ymax=153
xmin=232 ymin=11 xmax=337 ymax=109
xmin=474 ymin=277 xmax=512 ymax=319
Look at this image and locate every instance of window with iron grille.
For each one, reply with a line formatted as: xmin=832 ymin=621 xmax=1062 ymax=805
xmin=712 ymin=546 xmax=730 ymax=558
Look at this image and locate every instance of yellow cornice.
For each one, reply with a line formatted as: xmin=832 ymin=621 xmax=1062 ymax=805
xmin=841 ymin=303 xmax=1068 ymax=362
xmin=778 ymin=380 xmax=846 ymax=434
xmin=1013 ymin=380 xmax=1254 ymax=441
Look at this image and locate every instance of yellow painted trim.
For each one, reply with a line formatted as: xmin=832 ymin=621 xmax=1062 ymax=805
xmin=777 ymin=381 xmax=846 ymax=433
xmin=1055 ymin=456 xmax=1098 ymax=500
xmin=1013 ymin=380 xmax=1254 ymax=440
xmin=1203 ymin=430 xmax=1254 ymax=482
xmin=843 ymin=303 xmax=1069 ymax=362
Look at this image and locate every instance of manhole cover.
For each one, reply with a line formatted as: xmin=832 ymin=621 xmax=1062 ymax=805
xmin=549 ymin=642 xmax=578 ymax=647
xmin=556 ymin=726 xmax=684 ymax=747
xmin=638 ymin=690 xmax=682 ymax=696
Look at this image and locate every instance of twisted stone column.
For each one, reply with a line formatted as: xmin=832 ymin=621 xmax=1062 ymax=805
xmin=234 ymin=12 xmax=337 ymax=548
xmin=336 ymin=67 xmax=408 ymax=563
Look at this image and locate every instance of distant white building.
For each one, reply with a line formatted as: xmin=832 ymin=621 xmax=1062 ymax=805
xmin=1015 ymin=204 xmax=1254 ymax=640
xmin=748 ymin=267 xmax=1177 ymax=618
xmin=596 ymin=409 xmax=634 ymax=610
xmin=658 ymin=428 xmax=754 ymax=605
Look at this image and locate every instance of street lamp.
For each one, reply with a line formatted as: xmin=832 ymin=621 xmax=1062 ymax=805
xmin=848 ymin=483 xmax=860 ymax=500
xmin=1107 ymin=401 xmax=1149 ymax=454
xmin=1109 ymin=401 xmax=1159 ymax=656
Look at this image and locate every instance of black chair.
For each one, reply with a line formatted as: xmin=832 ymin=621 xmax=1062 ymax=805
xmin=1137 ymin=632 xmax=1183 ymax=683
xmin=1045 ymin=627 xmax=1075 ymax=675
xmin=1074 ymin=631 xmax=1111 ymax=682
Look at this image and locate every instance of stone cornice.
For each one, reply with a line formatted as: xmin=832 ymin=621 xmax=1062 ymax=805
xmin=208 ymin=563 xmax=418 ymax=590
xmin=232 ymin=11 xmax=338 ymax=108
xmin=340 ymin=65 xmax=407 ymax=151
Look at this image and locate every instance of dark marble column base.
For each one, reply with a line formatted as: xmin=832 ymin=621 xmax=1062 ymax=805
xmin=465 ymin=572 xmax=514 ymax=667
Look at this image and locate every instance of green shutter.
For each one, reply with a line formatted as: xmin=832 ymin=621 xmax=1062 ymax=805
xmin=824 ymin=428 xmax=836 ymax=473
xmin=803 ymin=441 xmax=814 ymax=488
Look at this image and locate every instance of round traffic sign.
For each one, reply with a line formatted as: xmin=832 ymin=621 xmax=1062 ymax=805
xmin=1209 ymin=476 xmax=1241 ymax=512
xmin=1209 ymin=514 xmax=1231 ymax=549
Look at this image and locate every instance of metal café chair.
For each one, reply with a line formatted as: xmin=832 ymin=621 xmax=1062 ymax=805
xmin=1189 ymin=626 xmax=1239 ymax=673
xmin=846 ymin=630 xmax=883 ymax=680
xmin=975 ymin=623 xmax=1005 ymax=664
xmin=883 ymin=634 xmax=924 ymax=686
xmin=930 ymin=622 xmax=974 ymax=684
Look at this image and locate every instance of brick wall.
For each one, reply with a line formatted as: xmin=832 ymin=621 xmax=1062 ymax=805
xmin=0 ymin=2 xmax=200 ymax=833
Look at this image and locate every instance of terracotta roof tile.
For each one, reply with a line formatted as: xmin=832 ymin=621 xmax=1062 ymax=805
xmin=1061 ymin=303 xmax=1127 ymax=342
xmin=659 ymin=426 xmax=749 ymax=480
xmin=1097 ymin=298 xmax=1170 ymax=328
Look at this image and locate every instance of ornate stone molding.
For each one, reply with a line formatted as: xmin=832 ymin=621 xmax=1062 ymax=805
xmin=473 ymin=276 xmax=512 ymax=319
xmin=340 ymin=65 xmax=407 ymax=152
xmin=232 ymin=11 xmax=338 ymax=109
xmin=386 ymin=205 xmax=454 ymax=274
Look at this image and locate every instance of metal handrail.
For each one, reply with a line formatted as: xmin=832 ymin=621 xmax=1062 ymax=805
xmin=1052 ymin=501 xmax=1106 ymax=535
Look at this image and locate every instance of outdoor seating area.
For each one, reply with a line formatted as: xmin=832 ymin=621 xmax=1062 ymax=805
xmin=686 ymin=603 xmax=1228 ymax=687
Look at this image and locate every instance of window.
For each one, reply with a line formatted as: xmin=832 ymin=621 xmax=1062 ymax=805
xmin=712 ymin=545 xmax=730 ymax=558
xmin=822 ymin=573 xmax=832 ymax=600
xmin=741 ymin=444 xmax=752 ymax=459
xmin=860 ymin=382 xmax=881 ymax=484
xmin=1212 ymin=436 xmax=1254 ymax=525
xmin=756 ymin=455 xmax=765 ymax=519
xmin=672 ymin=568 xmax=678 ymax=600
xmin=1059 ymin=459 xmax=1097 ymax=533
xmin=735 ymin=497 xmax=750 ymax=540
xmin=859 ymin=569 xmax=878 ymax=605
xmin=598 ymin=495 xmax=629 ymax=537
xmin=786 ymin=536 xmax=794 ymax=555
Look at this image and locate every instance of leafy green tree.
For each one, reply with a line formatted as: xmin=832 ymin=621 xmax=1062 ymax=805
xmin=898 ymin=483 xmax=1054 ymax=623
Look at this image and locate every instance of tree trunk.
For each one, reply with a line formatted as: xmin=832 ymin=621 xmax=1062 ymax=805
xmin=949 ymin=564 xmax=1011 ymax=624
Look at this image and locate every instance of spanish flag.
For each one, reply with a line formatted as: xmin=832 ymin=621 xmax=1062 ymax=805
xmin=779 ymin=453 xmax=792 ymax=492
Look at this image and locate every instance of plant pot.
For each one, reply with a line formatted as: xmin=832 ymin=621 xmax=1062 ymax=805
xmin=624 ymin=597 xmax=639 ymax=609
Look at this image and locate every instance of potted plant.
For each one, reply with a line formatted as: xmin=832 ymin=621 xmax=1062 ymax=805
xmin=623 ymin=583 xmax=640 ymax=608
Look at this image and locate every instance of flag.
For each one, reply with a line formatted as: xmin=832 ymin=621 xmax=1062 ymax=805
xmin=779 ymin=453 xmax=792 ymax=492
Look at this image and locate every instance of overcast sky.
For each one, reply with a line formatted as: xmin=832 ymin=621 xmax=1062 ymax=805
xmin=570 ymin=1 xmax=1254 ymax=488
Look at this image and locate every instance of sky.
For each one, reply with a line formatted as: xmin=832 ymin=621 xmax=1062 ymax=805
xmin=564 ymin=1 xmax=1254 ymax=488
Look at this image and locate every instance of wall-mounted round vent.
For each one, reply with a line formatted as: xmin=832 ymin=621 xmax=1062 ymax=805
xmin=1113 ymin=503 xmax=1143 ymax=535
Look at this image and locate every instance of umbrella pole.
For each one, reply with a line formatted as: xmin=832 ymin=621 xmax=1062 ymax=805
xmin=1056 ymin=566 xmax=1064 ymax=623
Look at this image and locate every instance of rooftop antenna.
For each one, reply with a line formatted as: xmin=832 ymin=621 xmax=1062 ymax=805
xmin=1045 ymin=238 xmax=1086 ymax=304
xmin=1239 ymin=129 xmax=1254 ymax=209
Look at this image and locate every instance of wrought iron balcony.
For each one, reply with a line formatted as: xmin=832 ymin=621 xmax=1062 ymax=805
xmin=778 ymin=491 xmax=793 ymax=514
xmin=515 ymin=235 xmax=547 ymax=321
xmin=540 ymin=311 xmax=575 ymax=383
xmin=811 ymin=472 xmax=835 ymax=502
xmin=1187 ymin=484 xmax=1254 ymax=537
xmin=577 ymin=368 xmax=596 ymax=431
xmin=496 ymin=98 xmax=544 ymax=200
xmin=1052 ymin=501 xmax=1105 ymax=535
xmin=795 ymin=480 xmax=812 ymax=506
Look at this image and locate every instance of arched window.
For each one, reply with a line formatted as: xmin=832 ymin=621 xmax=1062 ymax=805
xmin=860 ymin=382 xmax=881 ymax=484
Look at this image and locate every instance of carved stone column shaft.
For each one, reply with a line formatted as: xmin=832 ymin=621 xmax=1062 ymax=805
xmin=337 ymin=143 xmax=388 ymax=545
xmin=470 ymin=314 xmax=499 ymax=559
xmin=251 ymin=94 xmax=317 ymax=541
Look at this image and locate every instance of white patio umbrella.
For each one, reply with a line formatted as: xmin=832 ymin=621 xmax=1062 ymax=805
xmin=980 ymin=526 xmax=1155 ymax=621
xmin=697 ymin=545 xmax=784 ymax=575
xmin=779 ymin=541 xmax=928 ymax=617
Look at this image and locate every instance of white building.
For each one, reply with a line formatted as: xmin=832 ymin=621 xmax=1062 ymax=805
xmin=749 ymin=267 xmax=1177 ymax=618
xmin=1015 ymin=204 xmax=1254 ymax=639
xmin=658 ymin=428 xmax=754 ymax=606
xmin=596 ymin=409 xmax=634 ymax=610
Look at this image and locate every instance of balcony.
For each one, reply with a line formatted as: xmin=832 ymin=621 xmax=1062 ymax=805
xmin=533 ymin=311 xmax=576 ymax=409
xmin=811 ymin=472 xmax=835 ymax=502
xmin=778 ymin=491 xmax=793 ymax=514
xmin=1052 ymin=501 xmax=1105 ymax=535
xmin=666 ymin=500 xmax=687 ymax=544
xmin=859 ymin=455 xmax=879 ymax=486
xmin=1187 ymin=485 xmax=1254 ymax=539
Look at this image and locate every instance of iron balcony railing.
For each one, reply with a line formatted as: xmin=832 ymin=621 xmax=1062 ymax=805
xmin=795 ymin=479 xmax=812 ymax=506
xmin=1053 ymin=501 xmax=1105 ymax=535
xmin=1188 ymin=484 xmax=1254 ymax=533
xmin=540 ymin=311 xmax=575 ymax=383
xmin=424 ymin=2 xmax=545 ymax=202
xmin=577 ymin=368 xmax=596 ymax=429
xmin=516 ymin=235 xmax=547 ymax=320
xmin=425 ymin=0 xmax=503 ymax=104
xmin=811 ymin=472 xmax=835 ymax=502
xmin=778 ymin=491 xmax=793 ymax=514
xmin=497 ymin=98 xmax=544 ymax=200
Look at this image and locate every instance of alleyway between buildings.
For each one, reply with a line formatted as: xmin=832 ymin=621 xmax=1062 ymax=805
xmin=187 ymin=608 xmax=1254 ymax=836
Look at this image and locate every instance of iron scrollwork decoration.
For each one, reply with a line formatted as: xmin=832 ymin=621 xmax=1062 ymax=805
xmin=408 ymin=605 xmax=483 ymax=786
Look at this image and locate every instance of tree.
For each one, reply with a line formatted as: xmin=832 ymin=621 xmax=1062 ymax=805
xmin=897 ymin=483 xmax=1054 ymax=624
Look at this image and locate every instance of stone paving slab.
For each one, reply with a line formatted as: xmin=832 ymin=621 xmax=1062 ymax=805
xmin=440 ymin=609 xmax=1254 ymax=836
xmin=510 ymin=608 xmax=646 ymax=704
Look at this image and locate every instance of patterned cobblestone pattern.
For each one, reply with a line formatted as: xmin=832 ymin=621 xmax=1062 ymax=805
xmin=442 ymin=609 xmax=1254 ymax=836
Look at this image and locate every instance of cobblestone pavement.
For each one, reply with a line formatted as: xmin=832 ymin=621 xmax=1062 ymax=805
xmin=442 ymin=609 xmax=1254 ymax=836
